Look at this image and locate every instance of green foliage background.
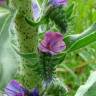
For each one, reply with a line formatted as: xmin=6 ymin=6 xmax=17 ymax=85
xmin=56 ymin=0 xmax=96 ymax=95
xmin=0 ymin=0 xmax=96 ymax=96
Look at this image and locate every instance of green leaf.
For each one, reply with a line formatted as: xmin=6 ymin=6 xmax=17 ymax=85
xmin=64 ymin=23 xmax=96 ymax=52
xmin=0 ymin=7 xmax=10 ymax=33
xmin=52 ymin=52 xmax=66 ymax=65
xmin=66 ymin=3 xmax=74 ymax=19
xmin=47 ymin=6 xmax=67 ymax=33
xmin=0 ymin=62 xmax=3 ymax=81
xmin=0 ymin=7 xmax=12 ymax=44
xmin=0 ymin=8 xmax=17 ymax=90
xmin=45 ymin=78 xmax=68 ymax=96
xmin=75 ymin=71 xmax=96 ymax=96
xmin=11 ymin=44 xmax=38 ymax=64
xmin=0 ymin=41 xmax=18 ymax=90
xmin=37 ymin=52 xmax=66 ymax=81
xmin=25 ymin=17 xmax=39 ymax=26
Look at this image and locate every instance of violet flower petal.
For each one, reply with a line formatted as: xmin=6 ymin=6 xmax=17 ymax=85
xmin=52 ymin=40 xmax=66 ymax=53
xmin=49 ymin=0 xmax=67 ymax=6
xmin=32 ymin=0 xmax=41 ymax=20
xmin=5 ymin=80 xmax=27 ymax=96
xmin=45 ymin=32 xmax=64 ymax=42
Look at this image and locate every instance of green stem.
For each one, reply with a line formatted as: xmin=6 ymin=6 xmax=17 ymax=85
xmin=9 ymin=0 xmax=41 ymax=89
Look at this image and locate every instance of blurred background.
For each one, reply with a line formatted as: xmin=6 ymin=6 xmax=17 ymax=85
xmin=56 ymin=0 xmax=96 ymax=95
xmin=0 ymin=0 xmax=96 ymax=96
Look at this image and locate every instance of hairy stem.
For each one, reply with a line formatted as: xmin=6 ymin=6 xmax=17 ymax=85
xmin=9 ymin=0 xmax=41 ymax=89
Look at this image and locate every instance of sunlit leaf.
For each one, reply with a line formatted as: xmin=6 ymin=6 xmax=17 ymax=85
xmin=64 ymin=23 xmax=96 ymax=52
xmin=0 ymin=7 xmax=10 ymax=33
xmin=75 ymin=71 xmax=96 ymax=96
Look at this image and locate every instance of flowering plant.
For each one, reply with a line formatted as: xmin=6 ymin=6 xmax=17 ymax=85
xmin=0 ymin=0 xmax=96 ymax=96
xmin=39 ymin=32 xmax=66 ymax=55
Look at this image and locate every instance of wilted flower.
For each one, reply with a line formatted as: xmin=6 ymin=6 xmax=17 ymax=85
xmin=39 ymin=32 xmax=66 ymax=55
xmin=49 ymin=0 xmax=67 ymax=6
xmin=5 ymin=80 xmax=39 ymax=96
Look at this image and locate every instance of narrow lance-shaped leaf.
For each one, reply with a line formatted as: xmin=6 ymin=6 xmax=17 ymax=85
xmin=0 ymin=7 xmax=10 ymax=33
xmin=0 ymin=7 xmax=14 ymax=45
xmin=11 ymin=44 xmax=38 ymax=64
xmin=0 ymin=9 xmax=17 ymax=90
xmin=64 ymin=23 xmax=96 ymax=52
xmin=66 ymin=3 xmax=74 ymax=20
xmin=75 ymin=71 xmax=96 ymax=96
xmin=0 ymin=9 xmax=6 ymax=75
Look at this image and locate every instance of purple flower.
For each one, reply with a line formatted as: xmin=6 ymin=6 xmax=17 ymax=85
xmin=49 ymin=0 xmax=67 ymax=6
xmin=5 ymin=80 xmax=39 ymax=96
xmin=39 ymin=32 xmax=66 ymax=55
xmin=32 ymin=0 xmax=41 ymax=20
xmin=0 ymin=0 xmax=5 ymax=5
